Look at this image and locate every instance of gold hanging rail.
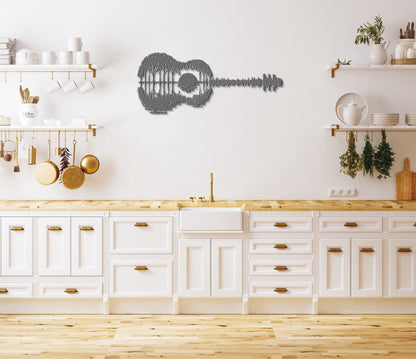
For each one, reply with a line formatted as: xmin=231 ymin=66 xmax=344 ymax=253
xmin=0 ymin=124 xmax=98 ymax=137
xmin=0 ymin=64 xmax=97 ymax=80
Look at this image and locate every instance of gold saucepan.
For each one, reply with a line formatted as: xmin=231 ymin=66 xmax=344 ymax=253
xmin=35 ymin=139 xmax=59 ymax=185
xmin=80 ymin=154 xmax=100 ymax=174
xmin=61 ymin=139 xmax=85 ymax=190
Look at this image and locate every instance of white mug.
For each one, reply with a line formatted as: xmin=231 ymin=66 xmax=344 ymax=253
xmin=58 ymin=51 xmax=73 ymax=65
xmin=79 ymin=80 xmax=94 ymax=93
xmin=62 ymin=80 xmax=78 ymax=93
xmin=68 ymin=37 xmax=82 ymax=52
xmin=75 ymin=51 xmax=90 ymax=65
xmin=46 ymin=80 xmax=61 ymax=93
xmin=42 ymin=51 xmax=56 ymax=65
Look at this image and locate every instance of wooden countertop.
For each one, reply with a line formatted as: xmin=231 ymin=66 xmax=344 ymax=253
xmin=0 ymin=200 xmax=415 ymax=211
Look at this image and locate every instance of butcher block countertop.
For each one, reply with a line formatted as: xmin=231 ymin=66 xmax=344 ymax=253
xmin=0 ymin=200 xmax=416 ymax=211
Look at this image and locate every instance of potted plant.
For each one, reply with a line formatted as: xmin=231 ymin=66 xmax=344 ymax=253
xmin=355 ymin=15 xmax=389 ymax=65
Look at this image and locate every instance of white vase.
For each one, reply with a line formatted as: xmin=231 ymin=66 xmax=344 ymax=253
xmin=369 ymin=41 xmax=390 ymax=65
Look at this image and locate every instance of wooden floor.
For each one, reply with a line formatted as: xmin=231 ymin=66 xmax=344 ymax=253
xmin=0 ymin=315 xmax=415 ymax=358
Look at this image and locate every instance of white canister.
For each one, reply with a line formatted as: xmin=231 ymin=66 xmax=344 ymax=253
xmin=74 ymin=51 xmax=90 ymax=65
xmin=407 ymin=47 xmax=416 ymax=59
xmin=68 ymin=37 xmax=82 ymax=52
xmin=395 ymin=44 xmax=406 ymax=59
xmin=20 ymin=104 xmax=39 ymax=126
xmin=58 ymin=51 xmax=73 ymax=65
xmin=42 ymin=51 xmax=56 ymax=65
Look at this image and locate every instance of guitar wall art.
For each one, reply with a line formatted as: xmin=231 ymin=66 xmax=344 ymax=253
xmin=137 ymin=53 xmax=284 ymax=114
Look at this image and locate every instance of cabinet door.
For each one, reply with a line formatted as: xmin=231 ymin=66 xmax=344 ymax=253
xmin=38 ymin=217 xmax=71 ymax=276
xmin=1 ymin=218 xmax=32 ymax=276
xmin=389 ymin=239 xmax=416 ymax=297
xmin=319 ymin=239 xmax=350 ymax=297
xmin=351 ymin=239 xmax=382 ymax=297
xmin=178 ymin=239 xmax=210 ymax=297
xmin=71 ymin=217 xmax=102 ymax=276
xmin=211 ymin=239 xmax=242 ymax=297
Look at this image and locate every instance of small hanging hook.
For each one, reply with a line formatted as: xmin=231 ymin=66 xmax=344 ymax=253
xmin=68 ymin=71 xmax=71 ymax=80
xmin=51 ymin=71 xmax=54 ymax=80
xmin=19 ymin=71 xmax=22 ymax=83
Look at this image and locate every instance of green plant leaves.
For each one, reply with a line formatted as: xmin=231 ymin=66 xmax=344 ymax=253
xmin=355 ymin=15 xmax=385 ymax=45
xmin=374 ymin=129 xmax=395 ymax=179
xmin=362 ymin=134 xmax=375 ymax=176
xmin=340 ymin=132 xmax=363 ymax=179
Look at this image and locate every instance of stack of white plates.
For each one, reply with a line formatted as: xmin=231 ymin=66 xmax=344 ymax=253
xmin=371 ymin=113 xmax=399 ymax=126
xmin=405 ymin=113 xmax=416 ymax=126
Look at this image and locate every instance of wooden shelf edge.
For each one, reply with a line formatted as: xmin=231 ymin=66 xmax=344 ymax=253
xmin=328 ymin=124 xmax=416 ymax=137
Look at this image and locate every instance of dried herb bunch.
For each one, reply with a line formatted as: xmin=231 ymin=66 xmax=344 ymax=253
xmin=340 ymin=132 xmax=363 ymax=179
xmin=374 ymin=129 xmax=394 ymax=179
xmin=362 ymin=134 xmax=375 ymax=176
xmin=59 ymin=147 xmax=71 ymax=182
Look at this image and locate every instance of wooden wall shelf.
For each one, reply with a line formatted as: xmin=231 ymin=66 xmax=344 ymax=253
xmin=327 ymin=63 xmax=416 ymax=78
xmin=329 ymin=124 xmax=416 ymax=137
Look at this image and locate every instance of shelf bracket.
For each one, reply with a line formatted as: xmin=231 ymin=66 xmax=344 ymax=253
xmin=330 ymin=124 xmax=339 ymax=137
xmin=331 ymin=63 xmax=340 ymax=78
xmin=88 ymin=64 xmax=96 ymax=78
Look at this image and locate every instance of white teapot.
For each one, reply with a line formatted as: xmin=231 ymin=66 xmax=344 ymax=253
xmin=337 ymin=100 xmax=367 ymax=126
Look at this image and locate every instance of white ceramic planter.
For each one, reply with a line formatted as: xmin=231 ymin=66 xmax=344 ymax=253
xmin=20 ymin=104 xmax=39 ymax=126
xmin=369 ymin=41 xmax=390 ymax=65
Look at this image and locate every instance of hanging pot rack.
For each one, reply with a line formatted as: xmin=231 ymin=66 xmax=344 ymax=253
xmin=0 ymin=124 xmax=98 ymax=137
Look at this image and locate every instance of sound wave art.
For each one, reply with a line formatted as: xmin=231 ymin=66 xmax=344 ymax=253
xmin=137 ymin=53 xmax=283 ymax=114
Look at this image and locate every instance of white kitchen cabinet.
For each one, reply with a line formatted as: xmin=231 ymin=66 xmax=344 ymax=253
xmin=38 ymin=217 xmax=71 ymax=276
xmin=319 ymin=239 xmax=350 ymax=297
xmin=319 ymin=217 xmax=382 ymax=233
xmin=351 ymin=239 xmax=382 ymax=297
xmin=0 ymin=283 xmax=32 ymax=298
xmin=1 ymin=218 xmax=33 ymax=276
xmin=389 ymin=239 xmax=416 ymax=297
xmin=71 ymin=217 xmax=102 ymax=276
xmin=178 ymin=238 xmax=242 ymax=298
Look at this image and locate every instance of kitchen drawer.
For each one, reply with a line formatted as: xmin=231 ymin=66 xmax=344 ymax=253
xmin=38 ymin=283 xmax=102 ymax=298
xmin=249 ymin=238 xmax=313 ymax=254
xmin=110 ymin=259 xmax=172 ymax=297
xmin=249 ymin=280 xmax=312 ymax=297
xmin=0 ymin=283 xmax=32 ymax=298
xmin=250 ymin=216 xmax=312 ymax=233
xmin=110 ymin=217 xmax=172 ymax=253
xmin=319 ymin=216 xmax=382 ymax=233
xmin=389 ymin=217 xmax=416 ymax=233
xmin=249 ymin=260 xmax=312 ymax=276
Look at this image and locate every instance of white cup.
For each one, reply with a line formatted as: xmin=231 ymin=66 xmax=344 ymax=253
xmin=79 ymin=80 xmax=94 ymax=93
xmin=58 ymin=51 xmax=73 ymax=65
xmin=42 ymin=51 xmax=56 ymax=65
xmin=46 ymin=80 xmax=61 ymax=93
xmin=62 ymin=80 xmax=78 ymax=94
xmin=68 ymin=37 xmax=82 ymax=52
xmin=74 ymin=51 xmax=90 ymax=65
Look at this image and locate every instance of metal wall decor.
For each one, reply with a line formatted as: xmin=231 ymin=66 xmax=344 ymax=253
xmin=137 ymin=53 xmax=283 ymax=114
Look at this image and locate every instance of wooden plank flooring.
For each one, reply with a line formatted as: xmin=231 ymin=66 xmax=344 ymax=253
xmin=0 ymin=315 xmax=415 ymax=358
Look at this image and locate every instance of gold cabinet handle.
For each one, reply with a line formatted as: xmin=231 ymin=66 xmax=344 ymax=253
xmin=344 ymin=222 xmax=358 ymax=227
xmin=9 ymin=226 xmax=24 ymax=231
xmin=48 ymin=226 xmax=62 ymax=231
xmin=328 ymin=247 xmax=343 ymax=253
xmin=398 ymin=248 xmax=412 ymax=253
xmin=274 ymin=287 xmax=288 ymax=293
xmin=413 ymin=223 xmax=416 ymax=227
xmin=80 ymin=226 xmax=94 ymax=231
xmin=274 ymin=265 xmax=288 ymax=271
xmin=64 ymin=288 xmax=78 ymax=294
xmin=134 ymin=266 xmax=148 ymax=271
xmin=274 ymin=244 xmax=288 ymax=249
xmin=134 ymin=222 xmax=148 ymax=227
xmin=274 ymin=222 xmax=288 ymax=228
xmin=0 ymin=288 xmax=8 ymax=294
xmin=360 ymin=248 xmax=374 ymax=253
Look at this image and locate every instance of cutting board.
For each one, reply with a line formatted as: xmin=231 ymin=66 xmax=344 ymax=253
xmin=396 ymin=158 xmax=415 ymax=200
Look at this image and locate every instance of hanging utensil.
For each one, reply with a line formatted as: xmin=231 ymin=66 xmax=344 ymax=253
xmin=35 ymin=135 xmax=59 ymax=185
xmin=0 ymin=132 xmax=4 ymax=158
xmin=55 ymin=131 xmax=62 ymax=156
xmin=28 ymin=133 xmax=36 ymax=165
xmin=61 ymin=138 xmax=85 ymax=190
xmin=79 ymin=131 xmax=99 ymax=174
xmin=13 ymin=135 xmax=20 ymax=172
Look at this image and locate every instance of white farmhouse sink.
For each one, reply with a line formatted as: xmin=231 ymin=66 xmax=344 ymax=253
xmin=179 ymin=207 xmax=243 ymax=233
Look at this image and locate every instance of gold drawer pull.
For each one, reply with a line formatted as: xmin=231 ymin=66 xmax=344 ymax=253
xmin=9 ymin=226 xmax=24 ymax=231
xmin=64 ymin=288 xmax=78 ymax=294
xmin=134 ymin=266 xmax=148 ymax=271
xmin=360 ymin=248 xmax=374 ymax=253
xmin=398 ymin=248 xmax=412 ymax=253
xmin=0 ymin=288 xmax=8 ymax=294
xmin=274 ymin=222 xmax=288 ymax=228
xmin=274 ymin=265 xmax=288 ymax=271
xmin=413 ymin=223 xmax=416 ymax=227
xmin=48 ymin=226 xmax=62 ymax=231
xmin=344 ymin=222 xmax=358 ymax=227
xmin=274 ymin=244 xmax=288 ymax=249
xmin=80 ymin=226 xmax=94 ymax=231
xmin=328 ymin=247 xmax=343 ymax=253
xmin=134 ymin=222 xmax=148 ymax=227
xmin=274 ymin=287 xmax=288 ymax=293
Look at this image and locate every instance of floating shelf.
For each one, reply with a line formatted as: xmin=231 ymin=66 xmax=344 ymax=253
xmin=329 ymin=124 xmax=416 ymax=137
xmin=327 ymin=63 xmax=416 ymax=78
xmin=0 ymin=64 xmax=97 ymax=82
xmin=0 ymin=124 xmax=98 ymax=136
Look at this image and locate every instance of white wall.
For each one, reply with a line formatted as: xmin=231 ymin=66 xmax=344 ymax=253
xmin=0 ymin=0 xmax=414 ymax=200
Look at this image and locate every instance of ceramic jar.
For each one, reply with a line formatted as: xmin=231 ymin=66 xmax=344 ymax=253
xmin=20 ymin=104 xmax=39 ymax=126
xmin=369 ymin=41 xmax=390 ymax=65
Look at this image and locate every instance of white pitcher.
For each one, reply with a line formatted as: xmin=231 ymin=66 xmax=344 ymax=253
xmin=337 ymin=100 xmax=367 ymax=126
xmin=370 ymin=40 xmax=390 ymax=65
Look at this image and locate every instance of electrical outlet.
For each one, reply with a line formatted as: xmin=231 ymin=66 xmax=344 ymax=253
xmin=328 ymin=188 xmax=357 ymax=197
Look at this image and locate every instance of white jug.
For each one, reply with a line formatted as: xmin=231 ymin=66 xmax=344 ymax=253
xmin=337 ymin=100 xmax=366 ymax=126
